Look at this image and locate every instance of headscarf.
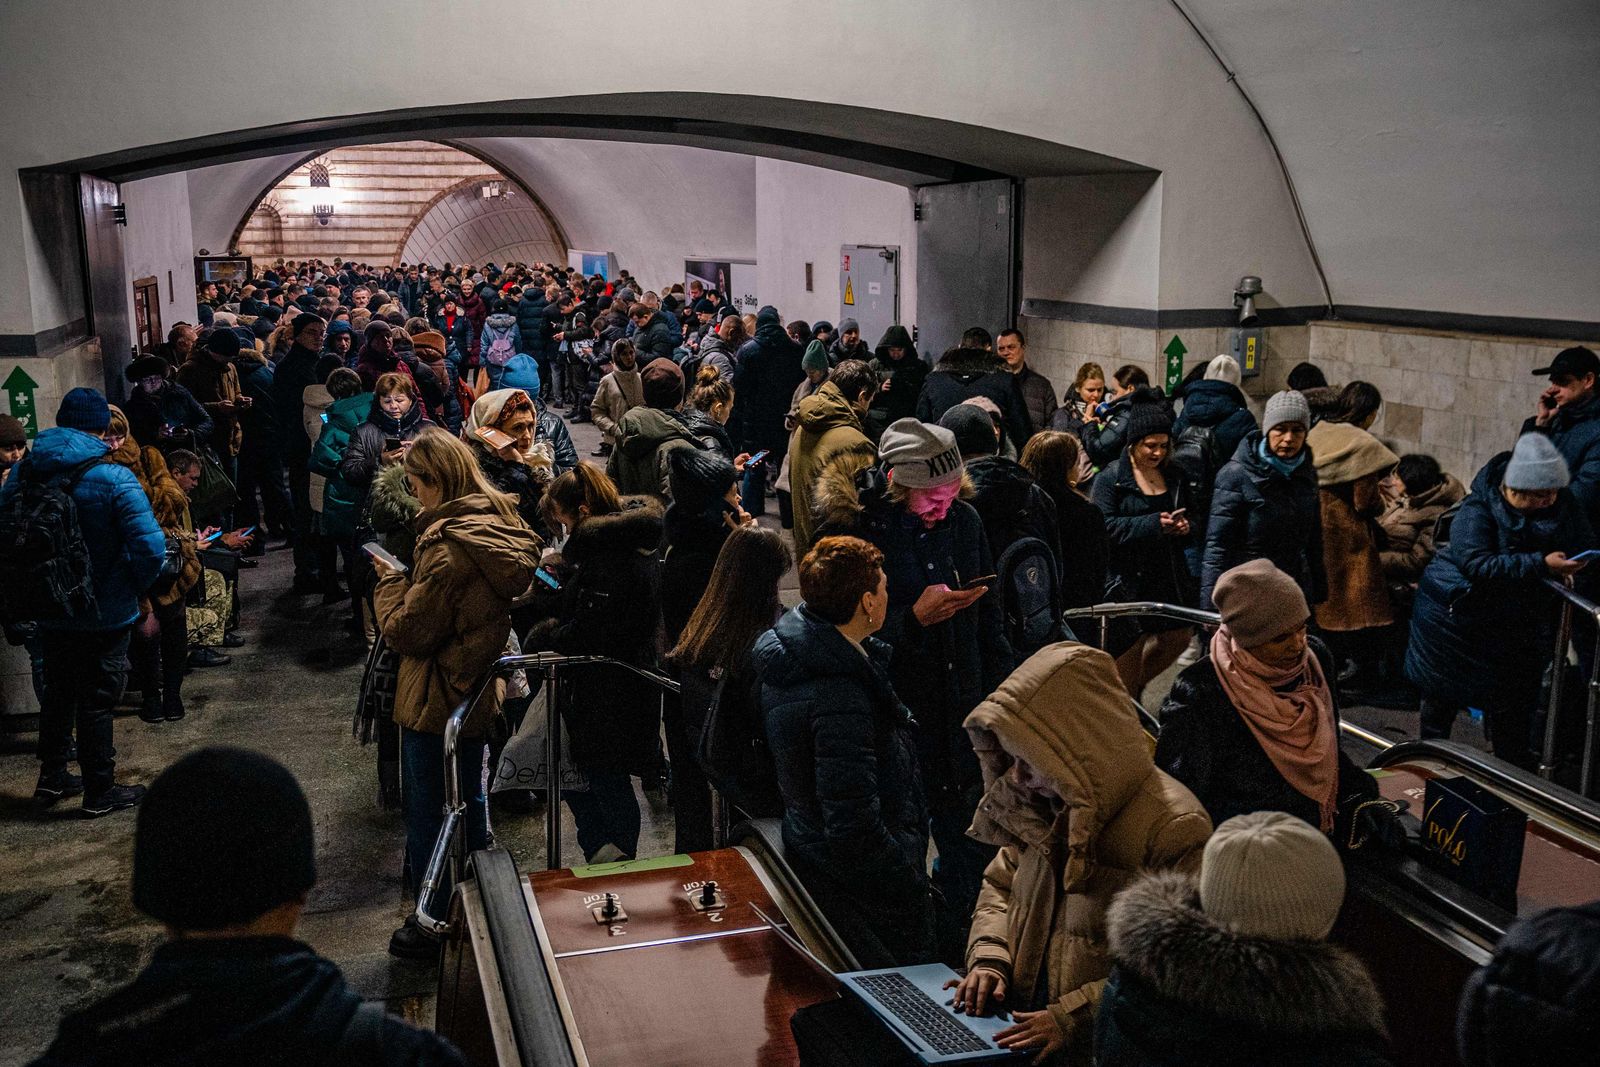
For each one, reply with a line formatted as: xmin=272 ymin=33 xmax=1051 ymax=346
xmin=463 ymin=388 xmax=552 ymax=471
xmin=1208 ymin=625 xmax=1339 ymax=830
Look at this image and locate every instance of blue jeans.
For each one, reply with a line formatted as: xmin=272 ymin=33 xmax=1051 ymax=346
xmin=401 ymin=727 xmax=489 ymax=900
xmin=563 ymin=771 xmax=640 ymax=862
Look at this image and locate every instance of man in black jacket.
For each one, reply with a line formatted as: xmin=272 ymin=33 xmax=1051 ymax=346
xmin=29 ymin=748 xmax=467 ymax=1067
xmin=270 ymin=314 xmax=326 ymax=592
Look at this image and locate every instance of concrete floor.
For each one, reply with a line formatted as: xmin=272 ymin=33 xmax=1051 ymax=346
xmin=0 ymin=408 xmax=1478 ymax=1062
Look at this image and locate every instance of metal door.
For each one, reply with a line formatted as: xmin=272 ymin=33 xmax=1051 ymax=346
xmin=914 ymin=179 xmax=1016 ymax=361
xmin=78 ymin=174 xmax=131 ymax=401
xmin=839 ymin=245 xmax=899 ymax=350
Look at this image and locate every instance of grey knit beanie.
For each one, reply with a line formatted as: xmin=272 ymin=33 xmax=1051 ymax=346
xmin=1504 ymin=433 xmax=1571 ymax=491
xmin=1212 ymin=559 xmax=1310 ymax=648
xmin=838 ymin=317 xmax=860 ymax=334
xmin=1263 ymin=389 xmax=1311 ymax=432
xmin=1200 ymin=810 xmax=1346 ymax=940
xmin=879 ymin=418 xmax=963 ymax=489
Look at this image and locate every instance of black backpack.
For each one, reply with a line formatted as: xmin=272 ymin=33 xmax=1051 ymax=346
xmin=0 ymin=457 xmax=100 ymax=623
xmin=995 ymin=535 xmax=1063 ymax=656
xmin=1169 ymin=424 xmax=1221 ymax=524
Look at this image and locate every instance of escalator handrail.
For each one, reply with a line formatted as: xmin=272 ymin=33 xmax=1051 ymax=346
xmin=1062 ymin=600 xmax=1222 ymax=629
xmin=1370 ymin=738 xmax=1600 ymax=834
xmin=466 ymin=848 xmax=581 ymax=1067
xmin=1543 ymin=576 xmax=1600 ymax=619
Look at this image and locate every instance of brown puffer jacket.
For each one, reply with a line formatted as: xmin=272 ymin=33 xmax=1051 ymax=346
xmin=963 ymin=642 xmax=1212 ymax=1063
xmin=1378 ymin=472 xmax=1465 ymax=582
xmin=109 ymin=437 xmax=200 ymax=611
xmin=1309 ymin=421 xmax=1399 ymax=632
xmin=787 ymin=381 xmax=877 ymax=557
xmin=373 ymin=494 xmax=542 ymax=737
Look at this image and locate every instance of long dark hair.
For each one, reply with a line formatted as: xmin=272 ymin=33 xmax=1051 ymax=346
xmin=668 ymin=525 xmax=792 ymax=673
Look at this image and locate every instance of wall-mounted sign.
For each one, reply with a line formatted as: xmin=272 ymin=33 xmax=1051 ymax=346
xmin=686 ymin=259 xmax=758 ymax=313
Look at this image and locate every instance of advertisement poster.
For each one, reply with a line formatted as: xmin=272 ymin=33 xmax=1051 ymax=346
xmin=685 ymin=259 xmax=758 ymax=313
xmin=568 ymin=250 xmax=615 ymax=279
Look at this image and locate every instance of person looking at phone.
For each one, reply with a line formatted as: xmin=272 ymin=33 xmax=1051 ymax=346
xmin=813 ymin=418 xmax=1014 ymax=957
xmin=174 ymin=328 xmax=246 ymax=500
xmin=369 ymin=428 xmax=541 ymax=959
xmin=1092 ymin=404 xmax=1199 ymax=702
xmin=337 ymin=372 xmax=433 ymax=514
xmin=1522 ymin=346 xmax=1600 ymax=523
xmin=1406 ymin=433 xmax=1597 ymax=768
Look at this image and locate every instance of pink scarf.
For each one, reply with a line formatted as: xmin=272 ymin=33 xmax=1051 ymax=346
xmin=1209 ymin=625 xmax=1339 ymax=830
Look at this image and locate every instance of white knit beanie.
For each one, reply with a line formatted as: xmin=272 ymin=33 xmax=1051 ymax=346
xmin=1205 ymin=354 xmax=1242 ymax=386
xmin=1199 ymin=811 xmax=1346 ymax=940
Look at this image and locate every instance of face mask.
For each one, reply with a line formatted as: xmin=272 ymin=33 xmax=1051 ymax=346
xmin=905 ymin=481 xmax=961 ymax=527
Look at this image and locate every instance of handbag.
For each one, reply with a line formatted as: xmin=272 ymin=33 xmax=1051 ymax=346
xmin=1097 ymin=574 xmax=1143 ymax=657
xmin=189 ymin=447 xmax=237 ymax=521
xmin=693 ymin=671 xmax=736 ymax=785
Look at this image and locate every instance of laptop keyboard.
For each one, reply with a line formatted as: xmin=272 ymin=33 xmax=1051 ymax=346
xmin=855 ymin=972 xmax=993 ymax=1055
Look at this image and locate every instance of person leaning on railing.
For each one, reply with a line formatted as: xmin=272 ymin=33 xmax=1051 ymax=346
xmin=1404 ymin=433 xmax=1596 ymax=771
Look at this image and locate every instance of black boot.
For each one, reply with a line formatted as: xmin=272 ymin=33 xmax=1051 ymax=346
xmin=163 ymin=692 xmax=186 ymax=722
xmin=138 ymin=695 xmax=165 ymax=725
xmin=388 ymin=916 xmax=441 ymax=961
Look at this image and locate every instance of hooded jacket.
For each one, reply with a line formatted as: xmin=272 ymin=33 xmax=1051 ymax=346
xmin=409 ymin=331 xmax=463 ymax=434
xmin=1405 ymin=451 xmax=1596 ymax=708
xmin=696 ymin=331 xmax=737 ymax=382
xmin=963 ymin=643 xmax=1211 ymax=1059
xmin=27 ymin=937 xmax=466 ymax=1067
xmin=914 ymin=347 xmax=1032 ymax=451
xmin=606 ymin=406 xmax=701 ymax=499
xmin=1172 ymin=379 xmax=1258 ymax=464
xmin=1201 ymin=431 xmax=1326 ymax=611
xmin=477 ymin=312 xmax=522 ymax=385
xmin=966 ymin=455 xmax=1062 ymax=568
xmin=0 ymin=428 xmax=166 ymax=632
xmin=865 ymin=325 xmax=927 ymax=440
xmin=1094 ymin=873 xmax=1392 ymax=1067
xmin=525 ymin=498 xmax=665 ymax=773
xmin=308 ymin=393 xmax=374 ymax=538
xmin=755 ymin=604 xmax=934 ymax=966
xmin=1377 ymin=473 xmax=1465 ymax=582
xmin=374 ymin=495 xmax=541 ymax=737
xmin=367 ymin=463 xmax=422 ymax=566
xmin=514 ymin=290 xmax=547 ymax=359
xmin=786 ymin=381 xmax=877 ymax=557
xmin=731 ymin=307 xmax=807 ymax=454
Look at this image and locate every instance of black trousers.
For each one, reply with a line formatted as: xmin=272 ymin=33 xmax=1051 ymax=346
xmin=39 ymin=627 xmax=130 ymax=794
xmin=129 ymin=599 xmax=187 ymax=707
xmin=235 ymin=444 xmax=293 ymax=539
xmin=285 ymin=459 xmax=319 ymax=582
xmin=1421 ymin=696 xmax=1536 ymax=771
xmin=662 ymin=692 xmax=714 ymax=854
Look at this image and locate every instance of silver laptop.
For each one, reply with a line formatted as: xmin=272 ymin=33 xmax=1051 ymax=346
xmin=752 ymin=905 xmax=1023 ymax=1064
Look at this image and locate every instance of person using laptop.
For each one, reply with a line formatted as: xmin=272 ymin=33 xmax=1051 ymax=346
xmin=756 ymin=535 xmax=936 ymax=967
xmin=950 ymin=642 xmax=1212 ymax=1063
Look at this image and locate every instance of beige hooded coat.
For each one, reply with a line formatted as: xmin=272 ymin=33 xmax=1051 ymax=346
xmin=963 ymin=643 xmax=1212 ymax=1062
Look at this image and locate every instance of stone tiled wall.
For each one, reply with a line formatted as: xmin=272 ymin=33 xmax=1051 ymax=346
xmin=1018 ymin=314 xmax=1600 ymax=485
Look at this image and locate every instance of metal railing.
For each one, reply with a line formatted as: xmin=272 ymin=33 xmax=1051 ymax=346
xmin=1541 ymin=579 xmax=1600 ymax=792
xmin=1059 ymin=601 xmax=1394 ymax=754
xmin=414 ymin=652 xmax=680 ymax=937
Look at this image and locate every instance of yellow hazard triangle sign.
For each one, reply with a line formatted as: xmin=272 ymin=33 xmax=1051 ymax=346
xmin=843 ymin=277 xmax=855 ymax=305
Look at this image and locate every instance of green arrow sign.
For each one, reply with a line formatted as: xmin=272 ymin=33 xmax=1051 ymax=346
xmin=3 ymin=366 xmax=39 ymax=439
xmin=1163 ymin=335 xmax=1188 ymax=394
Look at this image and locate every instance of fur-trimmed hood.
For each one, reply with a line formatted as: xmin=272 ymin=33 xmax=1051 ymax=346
xmin=561 ymin=496 xmax=664 ymax=565
xmin=1106 ymin=871 xmax=1388 ymax=1039
xmin=812 ymin=453 xmax=975 ymax=535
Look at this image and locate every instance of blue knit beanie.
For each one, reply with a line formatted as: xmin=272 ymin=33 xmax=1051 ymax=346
xmin=56 ymin=388 xmax=111 ymax=433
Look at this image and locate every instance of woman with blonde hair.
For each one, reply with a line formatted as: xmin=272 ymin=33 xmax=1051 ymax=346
xmin=372 ymin=427 xmax=542 ymax=959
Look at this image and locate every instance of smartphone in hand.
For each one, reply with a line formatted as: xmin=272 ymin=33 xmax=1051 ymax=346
xmin=1568 ymin=550 xmax=1600 ymax=564
xmin=475 ymin=426 xmax=516 ymax=450
xmin=746 ymin=450 xmax=770 ymax=466
xmin=959 ymin=574 xmax=998 ymax=591
xmin=534 ymin=566 xmax=562 ymax=591
xmin=384 ymin=436 xmax=403 ymax=452
xmin=362 ymin=541 xmax=408 ymax=574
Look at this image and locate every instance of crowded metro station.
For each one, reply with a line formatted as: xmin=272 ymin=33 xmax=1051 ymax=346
xmin=0 ymin=3 xmax=1596 ymax=1065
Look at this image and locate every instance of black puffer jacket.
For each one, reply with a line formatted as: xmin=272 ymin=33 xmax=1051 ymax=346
xmin=754 ymin=604 xmax=934 ymax=966
xmin=1092 ymin=453 xmax=1198 ymax=613
xmin=468 ymin=441 xmax=549 ymax=538
xmin=29 ymin=937 xmax=466 ymax=1067
xmin=1153 ymin=637 xmax=1378 ymax=834
xmin=1096 ymin=873 xmax=1393 ymax=1067
xmin=514 ymin=291 xmax=546 ymax=358
xmin=525 ymin=498 xmax=665 ymax=774
xmin=1200 ymin=431 xmax=1326 ymax=611
xmin=966 ymin=455 xmax=1061 ymax=568
xmin=1457 ymin=900 xmax=1600 ymax=1067
xmin=865 ymin=325 xmax=927 ymax=441
xmin=731 ymin=307 xmax=806 ymax=454
xmin=913 ymin=347 xmax=1031 ymax=451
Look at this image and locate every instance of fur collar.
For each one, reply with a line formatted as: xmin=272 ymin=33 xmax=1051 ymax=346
xmin=1107 ymin=872 xmax=1387 ymax=1038
xmin=562 ymin=496 xmax=664 ymax=563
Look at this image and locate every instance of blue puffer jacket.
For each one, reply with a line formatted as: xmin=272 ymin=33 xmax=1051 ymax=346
xmin=0 ymin=428 xmax=165 ymax=631
xmin=1173 ymin=379 xmax=1258 ymax=463
xmin=755 ymin=604 xmax=933 ymax=963
xmin=1405 ymin=452 xmax=1596 ymax=708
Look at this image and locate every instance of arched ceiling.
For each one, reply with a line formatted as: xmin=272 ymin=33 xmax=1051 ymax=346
xmin=399 ymin=179 xmax=564 ymax=267
xmin=2 ymin=0 xmax=1595 ymax=328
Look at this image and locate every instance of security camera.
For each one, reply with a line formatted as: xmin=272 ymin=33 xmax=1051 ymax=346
xmin=1233 ymin=275 xmax=1262 ymax=326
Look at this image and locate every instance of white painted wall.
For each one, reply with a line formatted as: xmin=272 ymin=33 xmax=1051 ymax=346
xmin=754 ymin=159 xmax=917 ymax=330
xmin=1022 ymin=174 xmax=1161 ymax=309
xmin=120 ymin=171 xmax=198 ymax=347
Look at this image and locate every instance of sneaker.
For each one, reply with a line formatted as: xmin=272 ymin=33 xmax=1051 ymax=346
xmin=34 ymin=769 xmax=84 ymax=802
xmin=187 ymin=648 xmax=231 ymax=668
xmin=138 ymin=696 xmax=165 ymax=724
xmin=221 ymin=631 xmax=246 ymax=649
xmin=82 ymin=784 xmax=146 ymax=817
xmin=237 ymin=557 xmax=260 ymax=569
xmin=388 ymin=916 xmax=441 ymax=961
